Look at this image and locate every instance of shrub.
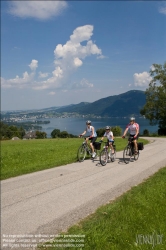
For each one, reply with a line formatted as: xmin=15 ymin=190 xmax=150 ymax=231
xmin=143 ymin=129 xmax=150 ymax=136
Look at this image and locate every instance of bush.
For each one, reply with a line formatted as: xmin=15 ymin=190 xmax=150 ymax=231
xmin=143 ymin=129 xmax=150 ymax=136
xmin=96 ymin=126 xmax=122 ymax=137
xmin=111 ymin=126 xmax=122 ymax=136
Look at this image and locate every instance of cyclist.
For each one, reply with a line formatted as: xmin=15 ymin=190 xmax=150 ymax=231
xmin=79 ymin=120 xmax=97 ymax=158
xmin=122 ymin=117 xmax=139 ymax=154
xmin=100 ymin=126 xmax=115 ymax=154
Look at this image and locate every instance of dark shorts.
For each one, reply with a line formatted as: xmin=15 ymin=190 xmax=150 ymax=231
xmin=89 ymin=137 xmax=97 ymax=143
xmin=106 ymin=139 xmax=114 ymax=146
xmin=130 ymin=134 xmax=139 ymax=140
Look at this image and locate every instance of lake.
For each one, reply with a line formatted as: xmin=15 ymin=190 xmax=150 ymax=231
xmin=39 ymin=117 xmax=158 ymax=138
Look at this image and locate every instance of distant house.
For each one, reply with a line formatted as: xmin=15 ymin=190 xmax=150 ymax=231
xmin=11 ymin=137 xmax=20 ymax=140
xmin=23 ymin=131 xmax=36 ymax=139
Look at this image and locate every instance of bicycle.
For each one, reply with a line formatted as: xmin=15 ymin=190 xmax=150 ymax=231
xmin=77 ymin=137 xmax=102 ymax=162
xmin=123 ymin=136 xmax=139 ymax=164
xmin=100 ymin=141 xmax=116 ymax=166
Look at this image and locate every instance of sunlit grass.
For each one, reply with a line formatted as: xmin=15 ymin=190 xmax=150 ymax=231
xmin=1 ymin=137 xmax=148 ymax=180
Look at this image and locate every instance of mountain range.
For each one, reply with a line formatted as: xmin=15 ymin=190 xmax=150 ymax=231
xmin=54 ymin=90 xmax=146 ymax=117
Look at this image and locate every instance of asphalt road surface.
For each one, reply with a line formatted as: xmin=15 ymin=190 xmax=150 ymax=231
xmin=1 ymin=137 xmax=166 ymax=249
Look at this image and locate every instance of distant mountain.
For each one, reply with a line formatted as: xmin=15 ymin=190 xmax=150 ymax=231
xmin=55 ymin=90 xmax=146 ymax=117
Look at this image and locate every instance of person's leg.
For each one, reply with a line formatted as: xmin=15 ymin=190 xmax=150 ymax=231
xmin=90 ymin=142 xmax=94 ymax=153
xmin=133 ymin=139 xmax=138 ymax=152
xmin=109 ymin=140 xmax=114 ymax=153
xmin=90 ymin=137 xmax=97 ymax=157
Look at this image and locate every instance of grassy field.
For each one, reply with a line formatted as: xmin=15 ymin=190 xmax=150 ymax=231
xmin=1 ymin=137 xmax=148 ymax=180
xmin=38 ymin=167 xmax=166 ymax=250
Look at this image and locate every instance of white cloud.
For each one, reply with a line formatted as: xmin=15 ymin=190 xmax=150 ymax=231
xmin=8 ymin=1 xmax=68 ymax=20
xmin=150 ymin=65 xmax=155 ymax=71
xmin=1 ymin=25 xmax=103 ymax=91
xmin=1 ymin=72 xmax=34 ymax=89
xmin=38 ymin=72 xmax=49 ymax=78
xmin=48 ymin=91 xmax=56 ymax=95
xmin=72 ymin=78 xmax=94 ymax=89
xmin=159 ymin=4 xmax=166 ymax=15
xmin=73 ymin=58 xmax=83 ymax=67
xmin=29 ymin=60 xmax=38 ymax=71
xmin=134 ymin=71 xmax=152 ymax=87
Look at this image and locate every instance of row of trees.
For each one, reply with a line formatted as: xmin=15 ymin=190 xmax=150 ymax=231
xmin=51 ymin=129 xmax=77 ymax=138
xmin=96 ymin=126 xmax=122 ymax=137
xmin=0 ymin=122 xmax=47 ymax=140
xmin=140 ymin=62 xmax=166 ymax=135
xmin=0 ymin=122 xmax=26 ymax=140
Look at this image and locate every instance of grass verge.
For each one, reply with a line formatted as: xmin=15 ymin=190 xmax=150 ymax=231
xmin=38 ymin=167 xmax=166 ymax=250
xmin=1 ymin=137 xmax=148 ymax=180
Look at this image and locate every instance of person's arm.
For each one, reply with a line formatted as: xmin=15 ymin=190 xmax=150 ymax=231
xmin=134 ymin=125 xmax=139 ymax=138
xmin=79 ymin=130 xmax=86 ymax=137
xmin=122 ymin=127 xmax=128 ymax=137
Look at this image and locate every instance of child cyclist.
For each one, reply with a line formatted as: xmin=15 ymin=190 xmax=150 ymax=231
xmin=100 ymin=126 xmax=115 ymax=154
xmin=79 ymin=120 xmax=97 ymax=158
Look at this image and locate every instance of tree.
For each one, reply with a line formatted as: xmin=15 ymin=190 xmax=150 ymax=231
xmin=111 ymin=126 xmax=122 ymax=136
xmin=36 ymin=131 xmax=47 ymax=139
xmin=140 ymin=62 xmax=166 ymax=135
xmin=96 ymin=126 xmax=122 ymax=137
xmin=51 ymin=129 xmax=60 ymax=138
xmin=59 ymin=131 xmax=69 ymax=138
xmin=143 ymin=129 xmax=149 ymax=136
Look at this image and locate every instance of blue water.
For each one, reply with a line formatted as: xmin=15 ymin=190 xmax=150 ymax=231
xmin=39 ymin=117 xmax=158 ymax=138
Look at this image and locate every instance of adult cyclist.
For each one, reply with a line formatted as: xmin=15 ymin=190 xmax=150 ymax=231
xmin=79 ymin=120 xmax=97 ymax=158
xmin=122 ymin=117 xmax=139 ymax=154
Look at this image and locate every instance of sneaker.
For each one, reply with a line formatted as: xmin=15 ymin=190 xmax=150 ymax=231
xmin=92 ymin=152 xmax=96 ymax=158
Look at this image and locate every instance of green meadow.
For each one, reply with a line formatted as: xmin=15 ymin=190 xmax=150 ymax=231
xmin=1 ymin=137 xmax=148 ymax=180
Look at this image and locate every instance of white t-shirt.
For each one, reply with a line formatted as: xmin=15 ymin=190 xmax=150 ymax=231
xmin=86 ymin=126 xmax=97 ymax=137
xmin=126 ymin=123 xmax=139 ymax=135
xmin=103 ymin=131 xmax=114 ymax=141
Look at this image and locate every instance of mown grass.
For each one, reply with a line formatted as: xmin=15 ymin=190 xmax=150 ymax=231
xmin=38 ymin=167 xmax=166 ymax=250
xmin=1 ymin=137 xmax=148 ymax=180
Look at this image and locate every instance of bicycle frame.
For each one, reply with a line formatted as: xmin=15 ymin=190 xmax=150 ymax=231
xmin=123 ymin=136 xmax=139 ymax=164
xmin=82 ymin=138 xmax=93 ymax=155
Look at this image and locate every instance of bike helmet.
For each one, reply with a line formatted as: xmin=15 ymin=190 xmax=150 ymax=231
xmin=105 ymin=126 xmax=110 ymax=130
xmin=130 ymin=117 xmax=135 ymax=121
xmin=86 ymin=120 xmax=91 ymax=125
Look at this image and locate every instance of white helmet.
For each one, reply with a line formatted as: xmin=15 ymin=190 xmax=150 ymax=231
xmin=105 ymin=126 xmax=110 ymax=130
xmin=86 ymin=120 xmax=91 ymax=125
xmin=130 ymin=117 xmax=135 ymax=121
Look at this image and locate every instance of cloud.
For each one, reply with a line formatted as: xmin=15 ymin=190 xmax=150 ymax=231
xmin=38 ymin=72 xmax=49 ymax=78
xmin=159 ymin=4 xmax=166 ymax=15
xmin=1 ymin=72 xmax=34 ymax=89
xmin=8 ymin=1 xmax=68 ymax=20
xmin=29 ymin=60 xmax=38 ymax=71
xmin=2 ymin=25 xmax=103 ymax=91
xmin=48 ymin=91 xmax=56 ymax=95
xmin=72 ymin=78 xmax=94 ymax=89
xmin=150 ymin=65 xmax=155 ymax=71
xmin=134 ymin=71 xmax=152 ymax=87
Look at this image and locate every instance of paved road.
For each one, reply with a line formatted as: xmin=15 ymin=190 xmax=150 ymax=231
xmin=1 ymin=137 xmax=166 ymax=249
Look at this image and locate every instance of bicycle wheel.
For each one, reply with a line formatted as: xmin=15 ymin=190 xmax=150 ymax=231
xmin=77 ymin=145 xmax=86 ymax=162
xmin=123 ymin=146 xmax=132 ymax=164
xmin=134 ymin=150 xmax=139 ymax=161
xmin=100 ymin=149 xmax=108 ymax=166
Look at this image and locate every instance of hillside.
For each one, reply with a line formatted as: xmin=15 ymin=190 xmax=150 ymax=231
xmin=55 ymin=90 xmax=145 ymax=117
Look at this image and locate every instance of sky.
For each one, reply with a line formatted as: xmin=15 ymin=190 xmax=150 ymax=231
xmin=1 ymin=1 xmax=166 ymax=111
